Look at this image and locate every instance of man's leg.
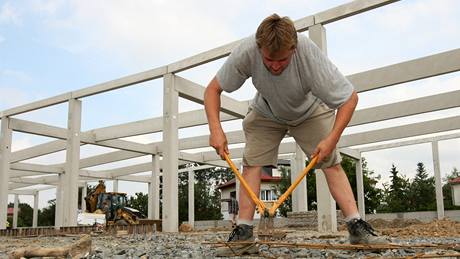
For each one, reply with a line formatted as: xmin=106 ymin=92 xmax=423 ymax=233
xmin=238 ymin=166 xmax=262 ymax=223
xmin=323 ymin=163 xmax=389 ymax=244
xmin=322 ymin=163 xmax=358 ymax=218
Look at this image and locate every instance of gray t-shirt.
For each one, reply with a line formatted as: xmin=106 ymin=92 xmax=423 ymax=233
xmin=216 ymin=34 xmax=354 ymax=126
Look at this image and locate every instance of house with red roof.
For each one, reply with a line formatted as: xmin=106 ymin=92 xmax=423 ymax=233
xmin=449 ymin=176 xmax=460 ymax=206
xmin=217 ymin=161 xmax=289 ymax=220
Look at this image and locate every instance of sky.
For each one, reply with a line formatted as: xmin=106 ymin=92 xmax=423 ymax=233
xmin=1 ymin=0 xmax=460 ymax=210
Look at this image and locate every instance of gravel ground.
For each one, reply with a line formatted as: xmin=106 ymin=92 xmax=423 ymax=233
xmin=1 ymin=219 xmax=459 ymax=258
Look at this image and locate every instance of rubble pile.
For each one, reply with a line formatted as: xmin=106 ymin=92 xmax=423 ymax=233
xmin=1 ymin=219 xmax=459 ymax=258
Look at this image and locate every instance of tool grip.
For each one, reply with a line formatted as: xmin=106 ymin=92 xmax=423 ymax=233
xmin=223 ymin=153 xmax=266 ymax=215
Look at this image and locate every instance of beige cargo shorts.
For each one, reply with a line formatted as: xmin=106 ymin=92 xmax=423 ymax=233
xmin=242 ymin=102 xmax=342 ymax=169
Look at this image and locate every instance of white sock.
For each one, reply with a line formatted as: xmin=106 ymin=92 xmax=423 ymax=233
xmin=237 ymin=219 xmax=253 ymax=226
xmin=345 ymin=213 xmax=361 ymax=222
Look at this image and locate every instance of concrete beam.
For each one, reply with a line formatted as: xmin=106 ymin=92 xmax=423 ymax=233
xmin=73 ymin=67 xmax=167 ymax=99
xmin=162 ymin=74 xmax=179 ymax=232
xmin=63 ymin=98 xmax=81 ymax=226
xmin=309 ymin=23 xmax=336 ymax=232
xmin=340 ymin=115 xmax=460 ymax=147
xmin=2 ymin=93 xmax=71 ymax=117
xmin=358 ymin=132 xmax=460 ymax=153
xmin=315 ymin=0 xmax=399 ymax=25
xmin=350 ymin=90 xmax=460 ymax=126
xmin=10 ymin=140 xmax=66 ymax=163
xmin=0 ymin=116 xmax=12 ymax=229
xmin=33 ymin=192 xmax=39 ymax=227
xmin=188 ymin=169 xmax=195 ymax=227
xmin=9 ymin=118 xmax=155 ymax=154
xmin=10 ymin=162 xmax=63 ymax=174
xmin=349 ymin=48 xmax=460 ymax=93
xmin=149 ymin=155 xmax=160 ymax=220
xmin=431 ymin=141 xmax=445 ymax=219
xmin=291 ymin=145 xmax=308 ymax=212
xmin=174 ymin=75 xmax=248 ymax=118
xmin=13 ymin=194 xmax=18 ymax=229
xmin=90 ymin=110 xmax=236 ymax=141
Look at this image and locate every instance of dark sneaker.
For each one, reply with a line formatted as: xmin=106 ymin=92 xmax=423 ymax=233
xmin=346 ymin=218 xmax=390 ymax=245
xmin=215 ymin=224 xmax=258 ymax=257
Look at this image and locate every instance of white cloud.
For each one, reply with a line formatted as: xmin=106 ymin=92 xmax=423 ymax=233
xmin=0 ymin=2 xmax=21 ymax=25
xmin=1 ymin=69 xmax=32 ymax=83
xmin=33 ymin=1 xmax=249 ymax=70
xmin=0 ymin=87 xmax=30 ymax=109
xmin=30 ymin=0 xmax=65 ymax=15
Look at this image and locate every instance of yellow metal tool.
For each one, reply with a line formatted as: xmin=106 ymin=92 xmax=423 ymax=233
xmin=223 ymin=153 xmax=318 ymax=239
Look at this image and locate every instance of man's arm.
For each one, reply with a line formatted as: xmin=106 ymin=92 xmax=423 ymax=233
xmin=204 ymin=76 xmax=229 ymax=158
xmin=313 ymin=90 xmax=358 ymax=162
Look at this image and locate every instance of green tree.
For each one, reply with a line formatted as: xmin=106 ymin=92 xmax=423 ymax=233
xmin=385 ymin=164 xmax=411 ymax=212
xmin=8 ymin=201 xmax=34 ymax=227
xmin=341 ymin=156 xmax=383 ymax=214
xmin=127 ymin=192 xmax=148 ymax=216
xmin=275 ymin=156 xmax=383 ymax=216
xmin=408 ymin=162 xmax=436 ymax=211
xmin=274 ymin=166 xmax=293 ymax=217
xmin=178 ymin=165 xmax=233 ymax=223
xmin=38 ymin=199 xmax=56 ymax=226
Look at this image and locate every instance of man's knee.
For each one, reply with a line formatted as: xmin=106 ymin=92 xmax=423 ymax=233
xmin=323 ymin=163 xmax=342 ymax=173
xmin=243 ymin=165 xmax=262 ymax=172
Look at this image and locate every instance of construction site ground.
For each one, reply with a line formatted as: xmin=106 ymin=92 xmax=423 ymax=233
xmin=1 ymin=218 xmax=459 ymax=258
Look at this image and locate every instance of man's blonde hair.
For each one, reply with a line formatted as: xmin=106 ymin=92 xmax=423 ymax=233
xmin=256 ymin=13 xmax=297 ymax=54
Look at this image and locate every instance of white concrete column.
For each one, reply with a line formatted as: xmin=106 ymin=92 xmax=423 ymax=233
xmin=188 ymin=169 xmax=195 ymax=227
xmin=291 ymin=146 xmax=308 ymax=212
xmin=149 ymin=155 xmax=160 ymax=219
xmin=12 ymin=194 xmax=19 ymax=229
xmin=162 ymin=73 xmax=179 ymax=232
xmin=81 ymin=183 xmax=87 ymax=212
xmin=356 ymin=156 xmax=366 ymax=219
xmin=432 ymin=141 xmax=445 ymax=219
xmin=55 ymin=174 xmax=64 ymax=228
xmin=63 ymin=98 xmax=81 ymax=227
xmin=316 ymin=170 xmax=337 ymax=232
xmin=33 ymin=192 xmax=39 ymax=228
xmin=113 ymin=180 xmax=119 ymax=192
xmin=236 ymin=163 xmax=242 ymax=214
xmin=309 ymin=24 xmax=336 ymax=232
xmin=0 ymin=116 xmax=12 ymax=230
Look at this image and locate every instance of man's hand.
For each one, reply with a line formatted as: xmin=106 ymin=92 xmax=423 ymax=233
xmin=312 ymin=136 xmax=338 ymax=162
xmin=209 ymin=128 xmax=229 ymax=159
xmin=313 ymin=91 xmax=358 ymax=162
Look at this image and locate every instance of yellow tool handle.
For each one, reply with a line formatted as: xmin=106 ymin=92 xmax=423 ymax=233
xmin=223 ymin=153 xmax=266 ymax=215
xmin=269 ymin=155 xmax=318 ymax=216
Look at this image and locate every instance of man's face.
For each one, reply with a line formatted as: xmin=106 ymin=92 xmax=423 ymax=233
xmin=260 ymin=47 xmax=295 ymax=75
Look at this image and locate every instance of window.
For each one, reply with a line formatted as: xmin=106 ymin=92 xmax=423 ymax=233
xmin=260 ymin=189 xmax=277 ymax=201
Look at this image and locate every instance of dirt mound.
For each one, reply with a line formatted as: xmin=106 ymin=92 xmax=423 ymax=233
xmin=368 ymin=218 xmax=423 ymax=229
xmin=380 ymin=218 xmax=460 ymax=237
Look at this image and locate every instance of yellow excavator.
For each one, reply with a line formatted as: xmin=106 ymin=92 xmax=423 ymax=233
xmin=84 ymin=180 xmax=147 ymax=226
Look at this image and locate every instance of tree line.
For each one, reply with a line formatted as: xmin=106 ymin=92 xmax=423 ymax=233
xmin=7 ymin=157 xmax=460 ymax=227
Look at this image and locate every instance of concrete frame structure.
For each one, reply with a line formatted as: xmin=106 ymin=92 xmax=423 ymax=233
xmin=1 ymin=0 xmax=460 ymax=232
